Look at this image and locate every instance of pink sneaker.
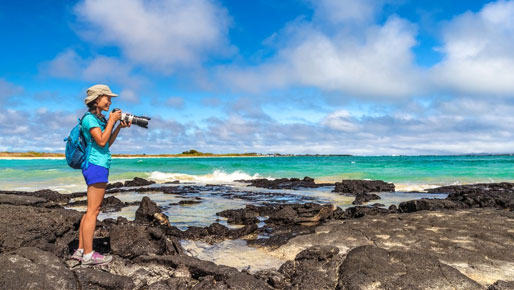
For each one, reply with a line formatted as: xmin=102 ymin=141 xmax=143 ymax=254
xmin=81 ymin=251 xmax=113 ymax=266
xmin=71 ymin=249 xmax=83 ymax=261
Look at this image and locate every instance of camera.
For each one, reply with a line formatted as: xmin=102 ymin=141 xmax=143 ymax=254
xmin=112 ymin=108 xmax=151 ymax=129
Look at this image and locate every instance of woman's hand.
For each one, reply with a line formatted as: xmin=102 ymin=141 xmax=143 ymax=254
xmin=119 ymin=121 xmax=131 ymax=128
xmin=109 ymin=110 xmax=122 ymax=124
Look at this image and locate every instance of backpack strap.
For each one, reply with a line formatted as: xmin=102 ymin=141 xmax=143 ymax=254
xmin=80 ymin=112 xmax=93 ymax=169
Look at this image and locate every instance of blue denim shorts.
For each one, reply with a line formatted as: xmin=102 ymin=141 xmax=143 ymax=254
xmin=82 ymin=163 xmax=109 ymax=186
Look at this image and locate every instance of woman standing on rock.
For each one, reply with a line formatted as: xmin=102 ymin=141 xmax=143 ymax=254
xmin=71 ymin=84 xmax=131 ymax=266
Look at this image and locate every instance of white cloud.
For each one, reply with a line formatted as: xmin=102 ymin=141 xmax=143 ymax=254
xmin=44 ymin=50 xmax=141 ymax=84
xmin=218 ymin=0 xmax=514 ymax=102
xmin=119 ymin=89 xmax=139 ymax=103
xmin=321 ymin=110 xmax=359 ymax=132
xmin=74 ymin=0 xmax=232 ymax=72
xmin=0 ymin=79 xmax=24 ymax=105
xmin=82 ymin=56 xmax=140 ymax=85
xmin=218 ymin=2 xmax=422 ymax=100
xmin=42 ymin=50 xmax=146 ymax=101
xmin=322 ymin=110 xmax=359 ymax=132
xmin=287 ymin=16 xmax=420 ymax=98
xmin=42 ymin=50 xmax=82 ymax=79
xmin=432 ymin=0 xmax=514 ymax=96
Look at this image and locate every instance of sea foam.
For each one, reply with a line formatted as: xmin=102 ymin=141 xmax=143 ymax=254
xmin=148 ymin=169 xmax=268 ymax=184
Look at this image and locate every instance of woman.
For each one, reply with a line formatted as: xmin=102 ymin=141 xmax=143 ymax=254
xmin=71 ymin=84 xmax=130 ymax=266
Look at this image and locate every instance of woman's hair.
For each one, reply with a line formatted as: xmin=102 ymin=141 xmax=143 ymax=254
xmin=86 ymin=96 xmax=107 ymax=121
xmin=87 ymin=100 xmax=97 ymax=113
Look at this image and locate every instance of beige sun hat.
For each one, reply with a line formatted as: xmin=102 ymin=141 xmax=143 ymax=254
xmin=84 ymin=84 xmax=118 ymax=104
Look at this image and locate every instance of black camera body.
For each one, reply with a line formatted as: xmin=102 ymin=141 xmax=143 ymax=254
xmin=112 ymin=108 xmax=151 ymax=129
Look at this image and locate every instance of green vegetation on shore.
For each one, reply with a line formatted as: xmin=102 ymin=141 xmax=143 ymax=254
xmin=0 ymin=150 xmax=262 ymax=158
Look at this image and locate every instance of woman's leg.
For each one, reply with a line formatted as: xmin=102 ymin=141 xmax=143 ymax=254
xmin=78 ymin=214 xmax=86 ymax=250
xmin=83 ymin=182 xmax=107 ymax=254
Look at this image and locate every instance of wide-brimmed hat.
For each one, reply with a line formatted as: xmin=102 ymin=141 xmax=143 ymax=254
xmin=84 ymin=84 xmax=118 ymax=104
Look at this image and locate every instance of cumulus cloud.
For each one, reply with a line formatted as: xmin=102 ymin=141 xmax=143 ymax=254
xmin=44 ymin=50 xmax=140 ymax=83
xmin=229 ymin=97 xmax=271 ymax=120
xmin=218 ymin=0 xmax=422 ymax=100
xmin=432 ymin=0 xmax=514 ymax=96
xmin=322 ymin=110 xmax=359 ymax=132
xmin=0 ymin=79 xmax=24 ymax=106
xmin=0 ymin=108 xmax=79 ymax=152
xmin=218 ymin=0 xmax=514 ymax=102
xmin=42 ymin=50 xmax=83 ymax=79
xmin=42 ymin=50 xmax=146 ymax=102
xmin=119 ymin=89 xmax=140 ymax=103
xmin=74 ymin=0 xmax=233 ymax=72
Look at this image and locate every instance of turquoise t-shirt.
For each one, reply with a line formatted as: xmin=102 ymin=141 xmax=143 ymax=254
xmin=81 ymin=113 xmax=111 ymax=169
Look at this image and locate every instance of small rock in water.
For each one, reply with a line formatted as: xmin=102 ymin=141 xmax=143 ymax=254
xmin=135 ymin=196 xmax=169 ymax=225
xmin=333 ymin=179 xmax=395 ymax=195
xmin=352 ymin=193 xmax=381 ymax=205
xmin=124 ymin=177 xmax=155 ymax=187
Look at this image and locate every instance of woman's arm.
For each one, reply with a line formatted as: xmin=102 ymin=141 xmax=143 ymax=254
xmin=108 ymin=121 xmax=131 ymax=147
xmin=89 ymin=111 xmax=121 ymax=147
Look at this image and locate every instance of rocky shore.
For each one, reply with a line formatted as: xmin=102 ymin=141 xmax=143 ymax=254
xmin=0 ymin=178 xmax=513 ymax=289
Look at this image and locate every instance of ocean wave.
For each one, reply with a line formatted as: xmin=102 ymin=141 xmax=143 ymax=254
xmin=147 ymin=169 xmax=267 ymax=184
xmin=394 ymin=181 xmax=465 ymax=192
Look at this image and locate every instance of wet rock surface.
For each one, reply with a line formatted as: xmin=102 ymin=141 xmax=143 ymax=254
xmin=1 ymin=180 xmax=514 ymax=289
xmin=237 ymin=176 xmax=333 ymax=189
xmin=67 ymin=195 xmax=131 ymax=212
xmin=352 ymin=193 xmax=381 ymax=205
xmin=106 ymin=177 xmax=156 ymax=189
xmin=217 ymin=203 xmax=342 ymax=249
xmin=399 ymin=182 xmax=514 ymax=212
xmin=218 ymin=203 xmax=340 ymax=226
xmin=333 ymin=179 xmax=395 ymax=195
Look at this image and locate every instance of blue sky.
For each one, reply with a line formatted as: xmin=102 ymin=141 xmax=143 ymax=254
xmin=1 ymin=0 xmax=514 ymax=155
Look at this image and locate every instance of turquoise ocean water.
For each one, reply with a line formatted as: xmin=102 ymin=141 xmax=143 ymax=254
xmin=1 ymin=155 xmax=513 ymax=193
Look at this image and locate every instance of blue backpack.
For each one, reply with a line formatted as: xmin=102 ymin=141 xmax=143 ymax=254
xmin=64 ymin=113 xmax=92 ymax=169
